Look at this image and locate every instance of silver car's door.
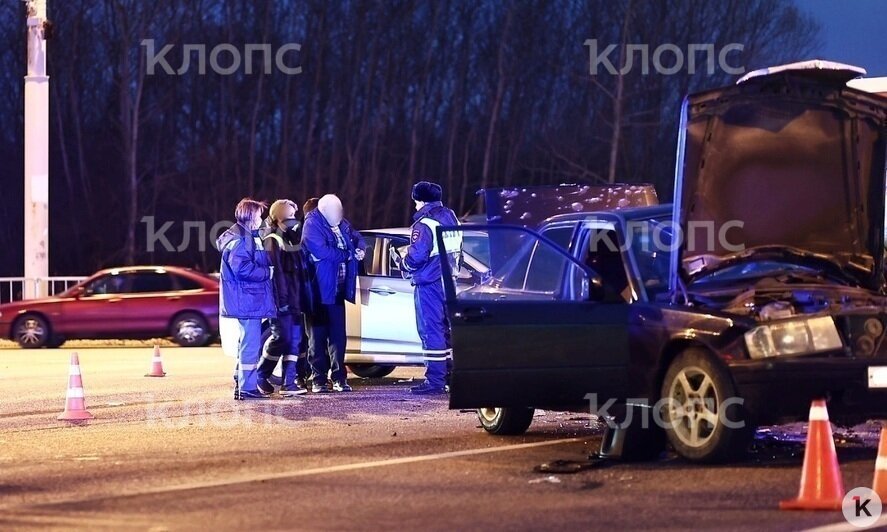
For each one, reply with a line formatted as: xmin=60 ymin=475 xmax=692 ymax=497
xmin=357 ymin=235 xmax=422 ymax=355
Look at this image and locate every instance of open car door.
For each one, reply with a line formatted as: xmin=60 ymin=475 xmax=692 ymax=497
xmin=438 ymin=225 xmax=631 ymax=410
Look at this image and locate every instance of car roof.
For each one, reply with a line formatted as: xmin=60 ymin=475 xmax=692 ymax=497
xmin=94 ymin=265 xmax=203 ymax=277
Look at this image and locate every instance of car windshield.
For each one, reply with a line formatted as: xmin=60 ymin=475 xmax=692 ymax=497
xmin=627 ymin=218 xmax=672 ymax=296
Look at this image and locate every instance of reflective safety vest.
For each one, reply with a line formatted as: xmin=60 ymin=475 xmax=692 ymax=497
xmin=417 ymin=217 xmax=463 ymax=258
xmin=262 ymin=232 xmax=285 ymax=247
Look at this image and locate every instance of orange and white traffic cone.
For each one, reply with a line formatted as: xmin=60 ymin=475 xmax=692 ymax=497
xmin=780 ymin=399 xmax=844 ymax=511
xmin=58 ymin=352 xmax=93 ymax=421
xmin=872 ymin=427 xmax=887 ymax=500
xmin=145 ymin=345 xmax=167 ymax=377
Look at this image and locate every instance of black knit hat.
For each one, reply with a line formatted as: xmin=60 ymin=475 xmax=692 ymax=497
xmin=411 ymin=181 xmax=442 ymax=202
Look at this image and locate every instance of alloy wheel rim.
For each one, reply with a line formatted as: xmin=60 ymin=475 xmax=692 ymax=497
xmin=667 ymin=366 xmax=720 ymax=449
xmin=478 ymin=408 xmax=501 ymax=423
xmin=16 ymin=319 xmax=45 ymax=345
xmin=177 ymin=319 xmax=204 ymax=343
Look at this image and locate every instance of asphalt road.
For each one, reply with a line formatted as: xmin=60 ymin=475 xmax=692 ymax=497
xmin=1 ymin=346 xmax=885 ymax=531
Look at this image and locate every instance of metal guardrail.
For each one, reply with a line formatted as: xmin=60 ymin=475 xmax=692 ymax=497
xmin=0 ymin=277 xmax=88 ymax=304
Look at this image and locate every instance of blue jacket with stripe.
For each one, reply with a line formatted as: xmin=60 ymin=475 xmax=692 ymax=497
xmin=216 ymin=223 xmax=277 ymax=319
xmin=404 ymin=202 xmax=461 ymax=286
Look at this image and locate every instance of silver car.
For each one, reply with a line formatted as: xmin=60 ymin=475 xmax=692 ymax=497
xmin=344 ymin=228 xmax=488 ymax=378
xmin=266 ymin=228 xmax=488 ymax=380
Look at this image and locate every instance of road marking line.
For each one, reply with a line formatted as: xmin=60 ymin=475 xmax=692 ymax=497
xmin=0 ymin=398 xmax=183 ymax=420
xmin=0 ymin=437 xmax=582 ymax=510
xmin=0 ymin=511 xmax=159 ymax=528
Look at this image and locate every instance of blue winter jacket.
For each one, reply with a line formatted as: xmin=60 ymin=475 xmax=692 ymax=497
xmin=301 ymin=209 xmax=367 ymax=307
xmin=404 ymin=202 xmax=461 ymax=286
xmin=216 ymin=223 xmax=277 ymax=319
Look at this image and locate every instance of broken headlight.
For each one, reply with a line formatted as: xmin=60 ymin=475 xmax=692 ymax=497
xmin=744 ymin=316 xmax=842 ymax=359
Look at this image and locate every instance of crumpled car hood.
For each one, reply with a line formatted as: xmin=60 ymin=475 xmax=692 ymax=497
xmin=672 ymin=66 xmax=887 ymax=289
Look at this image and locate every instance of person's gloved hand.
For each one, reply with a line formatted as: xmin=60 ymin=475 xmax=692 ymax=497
xmin=354 ymin=248 xmax=366 ymax=261
xmin=389 ymin=247 xmax=402 ymax=269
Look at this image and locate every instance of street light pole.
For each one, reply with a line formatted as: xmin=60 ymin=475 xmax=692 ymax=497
xmin=24 ymin=0 xmax=49 ymax=299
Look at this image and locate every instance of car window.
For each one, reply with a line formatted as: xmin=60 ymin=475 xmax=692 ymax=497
xmin=627 ymin=218 xmax=672 ymax=296
xmin=361 ymin=238 xmax=377 ymax=276
xmin=462 ymin=233 xmax=490 ymax=267
xmin=387 ymin=237 xmax=410 ymax=278
xmin=524 ymin=227 xmax=575 ymax=292
xmin=358 ymin=235 xmax=382 ymax=276
xmin=497 ymin=237 xmax=534 ymax=290
xmin=127 ymin=272 xmax=174 ymax=294
xmin=455 ymin=226 xmax=588 ymax=301
xmin=174 ymin=275 xmax=204 ymax=291
xmin=584 ymin=228 xmax=630 ymax=302
xmin=83 ymin=273 xmax=128 ymax=295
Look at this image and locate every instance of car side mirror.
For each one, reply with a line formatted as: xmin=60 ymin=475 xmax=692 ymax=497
xmin=71 ymin=286 xmax=86 ymax=298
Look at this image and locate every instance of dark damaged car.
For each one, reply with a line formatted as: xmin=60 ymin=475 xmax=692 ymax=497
xmin=435 ymin=61 xmax=887 ymax=462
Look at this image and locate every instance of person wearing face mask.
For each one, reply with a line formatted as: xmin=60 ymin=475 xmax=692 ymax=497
xmin=255 ymin=199 xmax=308 ymax=397
xmin=301 ymin=194 xmax=367 ymax=393
xmin=396 ymin=182 xmax=462 ymax=395
xmin=216 ymin=198 xmax=277 ymax=400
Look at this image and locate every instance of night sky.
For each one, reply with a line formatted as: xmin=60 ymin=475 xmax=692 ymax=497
xmin=798 ymin=0 xmax=887 ymax=76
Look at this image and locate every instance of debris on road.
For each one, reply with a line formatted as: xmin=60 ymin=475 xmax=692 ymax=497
xmin=534 ymin=458 xmax=611 ymax=474
xmin=528 ymin=475 xmax=562 ymax=485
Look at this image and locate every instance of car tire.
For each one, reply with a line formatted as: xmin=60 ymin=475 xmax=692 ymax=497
xmin=13 ymin=314 xmax=51 ymax=349
xmin=348 ymin=364 xmax=396 ymax=379
xmin=477 ymin=407 xmax=535 ymax=435
xmin=660 ymin=348 xmax=753 ymax=463
xmin=170 ymin=312 xmax=210 ymax=347
xmin=47 ymin=335 xmax=66 ymax=349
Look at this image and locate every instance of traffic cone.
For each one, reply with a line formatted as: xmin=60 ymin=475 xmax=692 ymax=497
xmin=872 ymin=427 xmax=887 ymax=500
xmin=780 ymin=399 xmax=844 ymax=511
xmin=58 ymin=352 xmax=93 ymax=421
xmin=145 ymin=345 xmax=167 ymax=377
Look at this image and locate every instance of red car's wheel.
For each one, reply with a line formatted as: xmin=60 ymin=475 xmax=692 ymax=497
xmin=13 ymin=314 xmax=51 ymax=349
xmin=170 ymin=312 xmax=210 ymax=347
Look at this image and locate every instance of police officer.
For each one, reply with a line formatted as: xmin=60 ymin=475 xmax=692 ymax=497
xmin=400 ymin=181 xmax=462 ymax=395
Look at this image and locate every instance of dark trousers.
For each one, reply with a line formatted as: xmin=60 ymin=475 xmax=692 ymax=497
xmin=414 ymin=281 xmax=451 ymax=388
xmin=307 ymin=300 xmax=347 ymax=384
xmin=258 ymin=314 xmax=303 ymax=387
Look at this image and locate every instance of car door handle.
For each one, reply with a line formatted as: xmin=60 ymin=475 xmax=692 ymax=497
xmin=167 ymin=296 xmax=181 ymax=301
xmin=109 ymin=298 xmax=122 ymax=303
xmin=369 ymin=287 xmax=396 ymax=296
xmin=455 ymin=307 xmax=488 ymax=322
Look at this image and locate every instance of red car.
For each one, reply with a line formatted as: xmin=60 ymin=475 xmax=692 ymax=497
xmin=0 ymin=266 xmax=219 ymax=348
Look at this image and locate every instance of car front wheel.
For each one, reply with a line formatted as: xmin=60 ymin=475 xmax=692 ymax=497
xmin=14 ymin=314 xmax=50 ymax=349
xmin=477 ymin=407 xmax=535 ymax=435
xmin=171 ymin=313 xmax=210 ymax=347
xmin=660 ymin=348 xmax=753 ymax=462
xmin=348 ymin=364 xmax=396 ymax=379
